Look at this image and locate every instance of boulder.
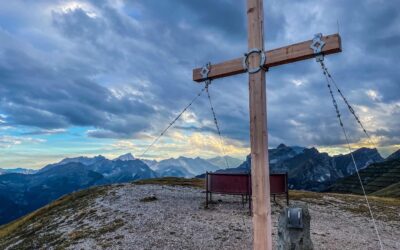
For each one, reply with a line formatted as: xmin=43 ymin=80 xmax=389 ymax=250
xmin=277 ymin=204 xmax=313 ymax=250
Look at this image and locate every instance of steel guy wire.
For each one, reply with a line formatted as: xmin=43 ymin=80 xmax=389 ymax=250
xmin=201 ymin=63 xmax=240 ymax=219
xmin=205 ymin=81 xmax=230 ymax=169
xmin=320 ymin=62 xmax=384 ymax=250
xmin=138 ymin=86 xmax=206 ymax=158
xmin=205 ymin=81 xmax=247 ymax=227
xmin=204 ymin=78 xmax=248 ymax=222
xmin=320 ymin=61 xmax=377 ymax=148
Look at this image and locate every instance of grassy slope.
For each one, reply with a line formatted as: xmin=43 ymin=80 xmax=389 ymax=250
xmin=0 ymin=185 xmax=109 ymax=248
xmin=371 ymin=182 xmax=400 ymax=198
xmin=134 ymin=177 xmax=204 ymax=188
xmin=326 ymin=159 xmax=400 ymax=195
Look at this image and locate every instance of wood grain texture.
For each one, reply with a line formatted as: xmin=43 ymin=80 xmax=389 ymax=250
xmin=247 ymin=0 xmax=272 ymax=249
xmin=193 ymin=33 xmax=341 ymax=82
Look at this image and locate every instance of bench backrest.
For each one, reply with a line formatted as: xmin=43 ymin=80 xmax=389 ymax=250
xmin=206 ymin=172 xmax=288 ymax=195
xmin=207 ymin=173 xmax=250 ymax=195
xmin=270 ymin=173 xmax=288 ymax=194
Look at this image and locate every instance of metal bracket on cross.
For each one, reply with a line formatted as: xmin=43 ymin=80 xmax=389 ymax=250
xmin=310 ymin=33 xmax=326 ymax=62
xmin=242 ymin=48 xmax=267 ymax=74
xmin=200 ymin=62 xmax=211 ymax=81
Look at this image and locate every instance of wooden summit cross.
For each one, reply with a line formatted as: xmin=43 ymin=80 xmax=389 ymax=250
xmin=192 ymin=0 xmax=342 ymax=249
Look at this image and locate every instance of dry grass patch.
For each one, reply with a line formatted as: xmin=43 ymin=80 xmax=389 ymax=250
xmin=135 ymin=177 xmax=204 ymax=188
xmin=289 ymin=190 xmax=324 ymax=200
xmin=290 ymin=190 xmax=400 ymax=222
xmin=0 ymin=185 xmax=109 ymax=248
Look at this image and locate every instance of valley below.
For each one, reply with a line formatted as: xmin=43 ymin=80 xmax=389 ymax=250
xmin=1 ymin=179 xmax=399 ymax=250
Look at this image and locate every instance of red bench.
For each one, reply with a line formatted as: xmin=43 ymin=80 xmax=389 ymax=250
xmin=205 ymin=172 xmax=289 ymax=210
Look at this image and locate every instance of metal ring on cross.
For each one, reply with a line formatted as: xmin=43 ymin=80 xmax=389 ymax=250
xmin=242 ymin=48 xmax=266 ymax=74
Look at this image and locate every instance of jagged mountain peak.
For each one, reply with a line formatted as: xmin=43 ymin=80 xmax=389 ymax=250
xmin=39 ymin=155 xmax=107 ymax=173
xmin=277 ymin=143 xmax=287 ymax=149
xmin=113 ymin=153 xmax=135 ymax=161
xmin=60 ymin=155 xmax=106 ymax=164
xmin=297 ymin=147 xmax=320 ymax=158
xmin=177 ymin=156 xmax=190 ymax=160
xmin=273 ymin=144 xmax=305 ymax=154
xmin=334 ymin=147 xmax=381 ymax=157
xmin=386 ymin=149 xmax=400 ymax=161
xmin=353 ymin=147 xmax=379 ymax=154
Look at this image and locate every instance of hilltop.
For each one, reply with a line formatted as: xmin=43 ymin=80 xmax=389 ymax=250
xmin=1 ymin=178 xmax=399 ymax=249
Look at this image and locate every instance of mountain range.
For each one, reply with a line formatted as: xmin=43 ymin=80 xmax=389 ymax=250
xmin=116 ymin=154 xmax=243 ymax=178
xmin=0 ymin=168 xmax=37 ymax=175
xmin=216 ymin=144 xmax=384 ymax=191
xmin=0 ymin=156 xmax=159 ymax=225
xmin=0 ymin=146 xmax=397 ymax=226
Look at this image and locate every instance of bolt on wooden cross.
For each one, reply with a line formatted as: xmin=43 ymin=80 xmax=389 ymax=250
xmin=192 ymin=0 xmax=341 ymax=249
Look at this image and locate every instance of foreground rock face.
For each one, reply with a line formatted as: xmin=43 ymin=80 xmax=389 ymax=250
xmin=1 ymin=183 xmax=399 ymax=249
xmin=277 ymin=205 xmax=313 ymax=250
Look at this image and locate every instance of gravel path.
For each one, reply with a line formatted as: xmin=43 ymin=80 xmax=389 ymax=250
xmin=66 ymin=184 xmax=400 ymax=250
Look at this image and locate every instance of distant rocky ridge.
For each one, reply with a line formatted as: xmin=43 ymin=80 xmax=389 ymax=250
xmin=113 ymin=154 xmax=242 ymax=178
xmin=0 ymin=168 xmax=37 ymax=175
xmin=206 ymin=156 xmax=243 ymax=169
xmin=214 ymin=144 xmax=384 ymax=191
xmin=0 ymin=157 xmax=158 ymax=225
xmin=326 ymin=149 xmax=400 ymax=197
xmin=386 ymin=149 xmax=400 ymax=161
xmin=113 ymin=153 xmax=135 ymax=161
xmin=214 ymin=144 xmax=306 ymax=174
xmin=150 ymin=157 xmax=221 ymax=178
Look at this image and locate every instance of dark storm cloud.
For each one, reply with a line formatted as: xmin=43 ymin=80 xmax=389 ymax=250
xmin=0 ymin=25 xmax=155 ymax=138
xmin=0 ymin=0 xmax=399 ymax=148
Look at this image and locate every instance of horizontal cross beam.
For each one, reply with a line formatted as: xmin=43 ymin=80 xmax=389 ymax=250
xmin=193 ymin=33 xmax=341 ymax=82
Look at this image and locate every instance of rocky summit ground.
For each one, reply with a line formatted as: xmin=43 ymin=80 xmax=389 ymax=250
xmin=0 ymin=179 xmax=399 ymax=250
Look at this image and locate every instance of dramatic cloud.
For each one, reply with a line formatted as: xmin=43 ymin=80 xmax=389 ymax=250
xmin=0 ymin=0 xmax=399 ymax=166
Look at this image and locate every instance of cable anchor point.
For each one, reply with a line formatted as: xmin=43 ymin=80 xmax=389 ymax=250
xmin=310 ymin=33 xmax=326 ymax=62
xmin=200 ymin=62 xmax=213 ymax=88
xmin=201 ymin=62 xmax=211 ymax=79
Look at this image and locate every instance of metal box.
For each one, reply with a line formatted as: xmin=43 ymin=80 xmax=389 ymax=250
xmin=287 ymin=207 xmax=303 ymax=229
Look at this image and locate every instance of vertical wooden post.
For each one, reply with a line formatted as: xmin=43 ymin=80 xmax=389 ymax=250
xmin=246 ymin=0 xmax=272 ymax=249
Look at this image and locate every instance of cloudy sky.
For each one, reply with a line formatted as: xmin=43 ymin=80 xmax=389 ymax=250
xmin=0 ymin=0 xmax=399 ymax=169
